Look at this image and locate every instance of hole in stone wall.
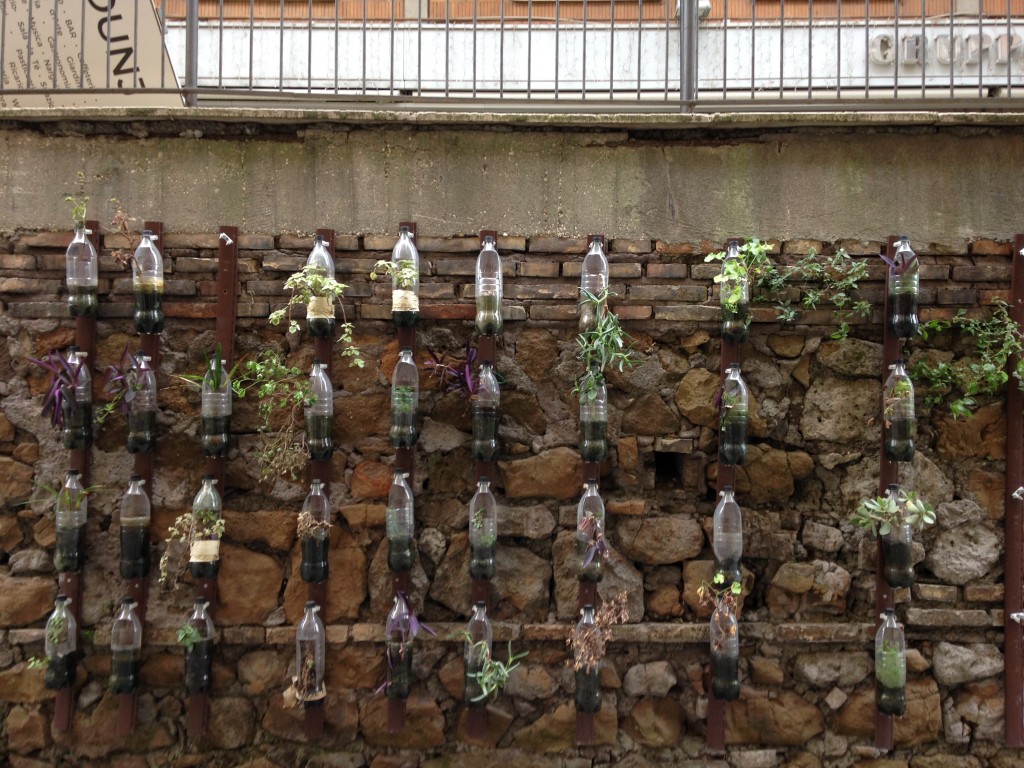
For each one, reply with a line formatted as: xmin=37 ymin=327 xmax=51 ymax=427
xmin=654 ymin=451 xmax=684 ymax=489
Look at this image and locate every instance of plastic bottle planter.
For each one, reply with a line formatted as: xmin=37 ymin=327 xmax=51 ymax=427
xmin=306 ymin=235 xmax=337 ymax=338
xmin=126 ymin=354 xmax=157 ymax=454
xmin=390 ymin=348 xmax=419 ymax=448
xmin=306 ymin=360 xmax=334 ymax=460
xmin=110 ymin=598 xmax=143 ymax=694
xmin=579 ymin=239 xmax=609 ymax=332
xmin=386 ymin=470 xmax=415 ymax=572
xmin=579 ymin=373 xmax=608 ymax=463
xmin=471 ymin=361 xmax=500 ymax=462
xmin=385 ymin=593 xmax=414 ymax=700
xmin=189 ymin=475 xmax=222 ymax=580
xmin=882 ymin=522 xmax=915 ymax=589
xmin=576 ymin=481 xmax=606 ymax=583
xmin=883 ymin=359 xmax=916 ymax=462
xmin=62 ymin=349 xmax=93 ymax=451
xmin=719 ymin=363 xmax=749 ymax=467
xmin=66 ymin=226 xmax=98 ymax=317
xmin=390 ymin=227 xmax=420 ymax=328
xmin=201 ymin=357 xmax=232 ymax=457
xmin=295 ymin=601 xmax=326 ymax=702
xmin=720 ymin=239 xmax=750 ymax=344
xmin=300 ymin=479 xmax=331 ymax=583
xmin=120 ymin=475 xmax=151 ymax=580
xmin=44 ymin=594 xmax=78 ymax=690
xmin=54 ymin=470 xmax=87 ymax=573
xmin=464 ymin=601 xmax=493 ymax=708
xmin=710 ymin=600 xmax=740 ymax=701
xmin=886 ymin=236 xmax=920 ymax=340
xmin=475 ymin=236 xmax=503 ymax=335
xmin=713 ymin=486 xmax=743 ymax=588
xmin=574 ymin=605 xmax=602 ymax=713
xmin=468 ymin=478 xmax=498 ymax=580
xmin=875 ymin=609 xmax=907 ymax=716
xmin=183 ymin=599 xmax=215 ymax=695
xmin=132 ymin=230 xmax=164 ymax=334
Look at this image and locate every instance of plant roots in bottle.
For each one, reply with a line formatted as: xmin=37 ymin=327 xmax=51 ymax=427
xmin=575 ymin=668 xmax=602 ymax=713
xmin=719 ymin=419 xmax=748 ymax=466
xmin=471 ymin=406 xmax=499 ymax=461
xmin=877 ymin=683 xmax=907 ymax=716
xmin=133 ymin=287 xmax=164 ymax=334
xmin=62 ymin=402 xmax=93 ymax=450
xmin=387 ymin=650 xmax=412 ymax=699
xmin=579 ymin=420 xmax=608 ymax=463
xmin=301 ymin=536 xmax=329 ymax=583
xmin=722 ymin=303 xmax=750 ymax=344
xmin=110 ymin=653 xmax=140 ymax=694
xmin=184 ymin=639 xmax=213 ymax=694
xmin=884 ymin=417 xmax=915 ymax=462
xmin=888 ymin=292 xmax=919 ymax=340
xmin=68 ymin=286 xmax=98 ymax=317
xmin=881 ymin=536 xmax=915 ymax=589
xmin=476 ymin=294 xmax=502 ymax=335
xmin=55 ymin=526 xmax=85 ymax=573
xmin=390 ymin=412 xmax=418 ymax=449
xmin=306 ymin=414 xmax=334 ymax=460
xmin=120 ymin=526 xmax=151 ymax=580
xmin=469 ymin=543 xmax=496 ymax=580
xmin=201 ymin=416 xmax=231 ymax=457
xmin=126 ymin=410 xmax=156 ymax=454
xmin=190 ymin=559 xmax=220 ymax=580
xmin=388 ymin=536 xmax=414 ymax=572
xmin=45 ymin=654 xmax=77 ymax=690
xmin=392 ymin=310 xmax=419 ymax=328
xmin=711 ymin=654 xmax=740 ymax=701
xmin=307 ymin=316 xmax=336 ymax=338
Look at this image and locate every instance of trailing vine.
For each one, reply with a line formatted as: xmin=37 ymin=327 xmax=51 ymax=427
xmin=573 ymin=289 xmax=637 ymax=402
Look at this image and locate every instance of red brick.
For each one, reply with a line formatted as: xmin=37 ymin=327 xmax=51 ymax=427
xmin=506 ymin=284 xmax=578 ymax=300
xmin=237 ymin=234 xmax=275 ymax=250
xmin=165 ymin=302 xmax=216 ymax=318
xmin=613 ymin=305 xmax=653 ymax=321
xmin=529 ymin=236 xmax=587 ymax=254
xmin=655 ymin=241 xmax=698 ymax=255
xmin=20 ymin=231 xmax=72 ymax=248
xmin=519 ymin=262 xmax=560 ymax=278
xmin=609 ymin=239 xmax=652 ymax=254
xmin=654 ymin=305 xmax=719 ymax=322
xmin=952 ymin=264 xmax=1011 ymax=281
xmin=529 ymin=305 xmax=579 ymax=321
xmin=970 ymin=239 xmax=1012 ymax=256
xmin=646 ymin=264 xmax=688 ymax=279
xmin=0 ymin=255 xmax=36 ymax=270
xmin=980 ymin=289 xmax=1010 ymax=305
xmin=417 ymin=236 xmax=480 ymax=253
xmin=936 ymin=288 xmax=978 ymax=305
xmin=628 ymin=285 xmax=705 ymax=302
xmin=420 ymin=304 xmax=475 ymax=320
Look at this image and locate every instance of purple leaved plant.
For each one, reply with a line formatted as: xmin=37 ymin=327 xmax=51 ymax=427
xmin=27 ymin=349 xmax=85 ymax=430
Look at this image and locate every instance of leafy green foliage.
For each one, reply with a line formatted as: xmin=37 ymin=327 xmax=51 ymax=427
xmin=65 ymin=171 xmax=88 ymax=228
xmin=705 ymin=238 xmax=772 ymax=314
xmin=851 ymin=489 xmax=936 ymax=537
xmin=370 ymin=259 xmax=418 ymax=289
xmin=461 ymin=637 xmax=528 ymax=702
xmin=573 ymin=289 xmax=637 ymax=401
xmin=159 ymin=507 xmax=226 ymax=590
xmin=270 ymin=265 xmax=363 ymax=367
xmin=177 ymin=622 xmax=202 ymax=651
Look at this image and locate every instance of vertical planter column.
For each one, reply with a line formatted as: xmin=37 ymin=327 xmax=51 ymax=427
xmin=1006 ymin=233 xmax=1024 ymax=748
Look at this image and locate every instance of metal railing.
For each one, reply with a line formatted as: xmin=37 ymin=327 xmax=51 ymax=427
xmin=1 ymin=0 xmax=1022 ymax=110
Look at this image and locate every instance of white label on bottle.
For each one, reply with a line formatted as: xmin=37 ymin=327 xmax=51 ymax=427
xmin=393 ymin=289 xmax=419 ymax=312
xmin=190 ymin=540 xmax=220 ymax=562
xmin=307 ymin=297 xmax=333 ymax=319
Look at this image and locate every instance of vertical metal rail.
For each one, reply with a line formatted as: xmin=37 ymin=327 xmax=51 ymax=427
xmin=527 ymin=0 xmax=533 ymax=98
xmin=248 ymin=0 xmax=255 ymax=91
xmin=1 ymin=0 xmax=7 ymax=93
xmin=662 ymin=0 xmax=669 ymax=100
xmin=609 ymin=0 xmax=616 ymax=98
xmin=51 ymin=0 xmax=59 ymax=89
xmin=749 ymin=0 xmax=755 ymax=95
xmin=893 ymin=0 xmax=900 ymax=99
xmin=80 ymin=0 xmax=87 ymax=88
xmin=334 ymin=0 xmax=340 ymax=93
xmin=977 ymin=3 xmax=984 ymax=99
xmin=722 ymin=0 xmax=729 ymax=100
xmin=919 ymin=0 xmax=926 ymax=99
xmin=1007 ymin=0 xmax=1013 ymax=97
xmin=473 ymin=0 xmax=479 ymax=96
xmin=25 ymin=0 xmax=33 ymax=87
xmin=582 ymin=0 xmax=588 ymax=99
xmin=806 ymin=0 xmax=813 ymax=98
xmin=864 ymin=0 xmax=870 ymax=99
xmin=779 ymin=0 xmax=785 ymax=96
xmin=185 ymin=0 xmax=199 ymax=105
xmin=361 ymin=0 xmax=367 ymax=95
xmin=390 ymin=0 xmax=396 ymax=95
xmin=444 ymin=0 xmax=451 ymax=96
xmin=835 ymin=0 xmax=841 ymax=99
xmin=218 ymin=0 xmax=225 ymax=87
xmin=159 ymin=1 xmax=167 ymax=88
xmin=279 ymin=0 xmax=285 ymax=89
xmin=307 ymin=0 xmax=314 ymax=92
xmin=948 ymin=0 xmax=955 ymax=98
xmin=499 ymin=0 xmax=505 ymax=97
xmin=636 ymin=0 xmax=643 ymax=97
xmin=681 ymin=0 xmax=697 ymax=107
xmin=1005 ymin=234 xmax=1024 ymax=748
xmin=555 ymin=0 xmax=561 ymax=97
xmin=417 ymin=0 xmax=423 ymax=95
xmin=133 ymin=0 xmax=139 ymax=88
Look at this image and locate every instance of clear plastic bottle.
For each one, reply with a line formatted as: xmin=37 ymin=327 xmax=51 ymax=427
xmin=471 ymin=361 xmax=500 ymax=461
xmin=576 ymin=481 xmax=605 ymax=583
xmin=713 ymin=486 xmax=743 ymax=588
xmin=119 ymin=475 xmax=151 ymax=580
xmin=389 ymin=348 xmax=419 ymax=448
xmin=475 ymin=236 xmax=503 ymax=335
xmin=306 ymin=235 xmax=337 ymax=338
xmin=875 ymin=609 xmax=907 ymax=716
xmin=296 ymin=601 xmax=326 ymax=700
xmin=110 ymin=598 xmax=142 ymax=694
xmin=300 ymin=479 xmax=331 ymax=583
xmin=887 ymin=236 xmax=919 ymax=340
xmin=883 ymin=359 xmax=916 ymax=462
xmin=62 ymin=349 xmax=92 ymax=450
xmin=54 ymin=469 xmax=87 ymax=573
xmin=183 ymin=599 xmax=215 ymax=694
xmin=579 ymin=370 xmax=608 ymax=463
xmin=385 ymin=593 xmax=413 ymax=699
xmin=573 ymin=604 xmax=602 ymax=713
xmin=126 ymin=354 xmax=157 ymax=454
xmin=66 ymin=226 xmax=98 ymax=317
xmin=306 ymin=360 xmax=334 ymax=460
xmin=881 ymin=484 xmax=915 ymax=589
xmin=201 ymin=356 xmax=232 ymax=457
xmin=189 ymin=475 xmax=222 ymax=580
xmin=464 ymin=602 xmax=493 ymax=707
xmin=710 ymin=600 xmax=740 ymax=701
xmin=44 ymin=594 xmax=77 ymax=690
xmin=132 ymin=230 xmax=164 ymax=334
xmin=391 ymin=227 xmax=420 ymax=328
xmin=468 ymin=478 xmax=498 ymax=580
xmin=386 ymin=471 xmax=415 ymax=572
xmin=579 ymin=239 xmax=608 ymax=332
xmin=721 ymin=239 xmax=750 ymax=343
xmin=719 ymin=363 xmax=749 ymax=466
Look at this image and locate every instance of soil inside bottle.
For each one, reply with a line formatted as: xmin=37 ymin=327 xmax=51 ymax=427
xmin=722 ymin=302 xmax=750 ymax=343
xmin=62 ymin=402 xmax=93 ymax=450
xmin=68 ymin=286 xmax=98 ymax=317
xmin=884 ymin=417 xmax=915 ymax=462
xmin=575 ymin=668 xmax=602 ymax=713
xmin=719 ymin=418 xmax=748 ymax=466
xmin=388 ymin=535 xmax=414 ymax=571
xmin=579 ymin=419 xmax=608 ymax=463
xmin=476 ymin=294 xmax=502 ymax=335
xmin=469 ymin=542 xmax=496 ymax=580
xmin=577 ymin=537 xmax=603 ymax=583
xmin=201 ymin=415 xmax=231 ymax=457
xmin=307 ymin=316 xmax=336 ymax=338
xmin=120 ymin=526 xmax=151 ymax=579
xmin=45 ymin=653 xmax=77 ymax=690
xmin=306 ymin=414 xmax=334 ymax=460
xmin=392 ymin=309 xmax=419 ymax=328
xmin=190 ymin=558 xmax=220 ymax=580
xmin=184 ymin=639 xmax=213 ymax=694
xmin=126 ymin=410 xmax=156 ymax=454
xmin=390 ymin=410 xmax=418 ymax=449
xmin=877 ymin=683 xmax=907 ymax=716
xmin=133 ymin=286 xmax=164 ymax=334
xmin=881 ymin=535 xmax=915 ymax=588
xmin=110 ymin=652 xmax=140 ymax=694
xmin=300 ymin=536 xmax=329 ymax=583
xmin=386 ymin=647 xmax=412 ymax=698
xmin=471 ymin=405 xmax=499 ymax=461
xmin=711 ymin=654 xmax=740 ymax=701
xmin=888 ymin=290 xmax=919 ymax=339
xmin=55 ymin=525 xmax=85 ymax=573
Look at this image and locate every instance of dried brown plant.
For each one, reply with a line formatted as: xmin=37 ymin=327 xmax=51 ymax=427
xmin=567 ymin=591 xmax=629 ymax=673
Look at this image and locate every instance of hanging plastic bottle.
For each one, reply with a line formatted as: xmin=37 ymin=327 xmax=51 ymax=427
xmin=463 ymin=601 xmax=493 ymax=707
xmin=579 ymin=239 xmax=608 ymax=332
xmin=875 ymin=608 xmax=907 ymax=716
xmin=65 ymin=225 xmax=98 ymax=317
xmin=710 ymin=598 xmax=740 ymax=701
xmin=385 ymin=593 xmax=413 ymax=699
xmin=305 ymin=234 xmax=337 ymax=337
xmin=126 ymin=354 xmax=157 ymax=454
xmin=120 ymin=475 xmax=151 ymax=580
xmin=389 ymin=348 xmax=419 ymax=448
xmin=881 ymin=484 xmax=915 ymax=589
xmin=721 ymin=239 xmax=750 ymax=343
xmin=189 ymin=475 xmax=222 ymax=580
xmin=475 ymin=236 xmax=503 ymax=335
xmin=576 ymin=480 xmax=606 ymax=583
xmin=579 ymin=369 xmax=608 ymax=463
xmin=109 ymin=598 xmax=142 ymax=694
xmin=469 ymin=478 xmax=498 ymax=580
xmin=719 ymin=363 xmax=749 ymax=466
xmin=386 ymin=470 xmax=415 ymax=571
xmin=132 ymin=229 xmax=164 ymax=334
xmin=54 ymin=469 xmax=87 ymax=573
xmin=43 ymin=594 xmax=78 ymax=690
xmin=62 ymin=348 xmax=92 ymax=450
xmin=887 ymin=236 xmax=920 ymax=340
xmin=471 ymin=361 xmax=500 ymax=462
xmin=183 ymin=599 xmax=215 ymax=695
xmin=300 ymin=479 xmax=330 ymax=584
xmin=390 ymin=227 xmax=420 ymax=328
xmin=713 ymin=486 xmax=743 ymax=588
xmin=883 ymin=359 xmax=916 ymax=462
xmin=296 ymin=601 xmax=326 ymax=701
xmin=573 ymin=604 xmax=602 ymax=713
xmin=201 ymin=355 xmax=231 ymax=457
xmin=306 ymin=359 xmax=334 ymax=460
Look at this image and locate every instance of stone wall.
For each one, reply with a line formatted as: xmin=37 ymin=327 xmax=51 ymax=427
xmin=0 ymin=218 xmax=1018 ymax=768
